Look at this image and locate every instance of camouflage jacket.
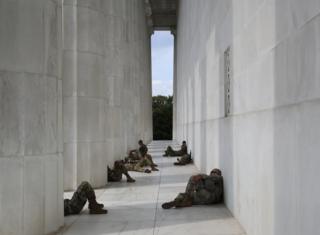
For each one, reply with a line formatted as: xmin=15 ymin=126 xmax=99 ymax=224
xmin=188 ymin=175 xmax=223 ymax=205
xmin=139 ymin=144 xmax=148 ymax=156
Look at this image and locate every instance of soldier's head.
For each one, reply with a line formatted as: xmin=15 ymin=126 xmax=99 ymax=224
xmin=210 ymin=168 xmax=222 ymax=176
xmin=182 ymin=140 xmax=186 ymax=145
xmin=138 ymin=140 xmax=143 ymax=145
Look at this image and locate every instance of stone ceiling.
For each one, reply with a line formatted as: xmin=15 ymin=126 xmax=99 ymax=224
xmin=145 ymin=0 xmax=178 ymax=31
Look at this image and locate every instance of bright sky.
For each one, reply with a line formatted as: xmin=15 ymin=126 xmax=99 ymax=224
xmin=151 ymin=31 xmax=173 ymax=96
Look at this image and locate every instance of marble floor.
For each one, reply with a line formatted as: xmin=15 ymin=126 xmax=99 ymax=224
xmin=60 ymin=141 xmax=246 ymax=235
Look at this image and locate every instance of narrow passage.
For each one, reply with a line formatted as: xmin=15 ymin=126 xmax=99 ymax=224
xmin=60 ymin=141 xmax=245 ymax=235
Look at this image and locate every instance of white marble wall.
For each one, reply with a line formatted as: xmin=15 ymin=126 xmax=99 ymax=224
xmin=0 ymin=0 xmax=64 ymax=234
xmin=175 ymin=1 xmax=320 ymax=235
xmin=62 ymin=0 xmax=152 ymax=190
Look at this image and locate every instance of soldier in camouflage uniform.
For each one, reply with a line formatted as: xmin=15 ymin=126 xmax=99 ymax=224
xmin=162 ymin=169 xmax=223 ymax=209
xmin=108 ymin=160 xmax=135 ymax=183
xmin=125 ymin=156 xmax=158 ymax=173
xmin=174 ymin=152 xmax=193 ymax=166
xmin=163 ymin=141 xmax=188 ymax=157
xmin=128 ymin=140 xmax=158 ymax=168
xmin=64 ymin=181 xmax=107 ymax=216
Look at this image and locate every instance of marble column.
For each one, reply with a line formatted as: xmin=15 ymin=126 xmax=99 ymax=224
xmin=0 ymin=0 xmax=64 ymax=234
xmin=171 ymin=28 xmax=177 ymax=140
xmin=62 ymin=0 xmax=153 ymax=190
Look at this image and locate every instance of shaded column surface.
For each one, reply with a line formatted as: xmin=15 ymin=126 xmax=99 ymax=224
xmin=172 ymin=29 xmax=177 ymax=140
xmin=62 ymin=0 xmax=153 ymax=190
xmin=175 ymin=1 xmax=320 ymax=235
xmin=0 ymin=0 xmax=64 ymax=234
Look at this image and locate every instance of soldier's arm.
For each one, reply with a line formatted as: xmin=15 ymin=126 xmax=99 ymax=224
xmin=192 ymin=174 xmax=207 ymax=182
xmin=204 ymin=176 xmax=223 ymax=192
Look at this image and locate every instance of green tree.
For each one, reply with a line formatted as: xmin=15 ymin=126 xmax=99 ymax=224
xmin=152 ymin=95 xmax=173 ymax=140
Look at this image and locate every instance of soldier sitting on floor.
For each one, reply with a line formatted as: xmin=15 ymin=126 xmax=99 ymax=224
xmin=174 ymin=152 xmax=193 ymax=166
xmin=163 ymin=141 xmax=188 ymax=157
xmin=108 ymin=160 xmax=135 ymax=183
xmin=125 ymin=154 xmax=159 ymax=173
xmin=64 ymin=181 xmax=107 ymax=216
xmin=162 ymin=168 xmax=223 ymax=209
xmin=125 ymin=150 xmax=140 ymax=163
xmin=128 ymin=140 xmax=158 ymax=167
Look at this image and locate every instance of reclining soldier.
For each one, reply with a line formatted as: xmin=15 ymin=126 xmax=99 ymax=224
xmin=162 ymin=168 xmax=223 ymax=209
xmin=125 ymin=155 xmax=158 ymax=173
xmin=129 ymin=140 xmax=158 ymax=168
xmin=108 ymin=160 xmax=135 ymax=183
xmin=163 ymin=141 xmax=188 ymax=157
xmin=64 ymin=181 xmax=107 ymax=216
xmin=174 ymin=152 xmax=193 ymax=166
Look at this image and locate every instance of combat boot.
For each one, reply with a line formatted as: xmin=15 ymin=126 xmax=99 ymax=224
xmin=88 ymin=202 xmax=104 ymax=209
xmin=127 ymin=177 xmax=136 ymax=183
xmin=151 ymin=166 xmax=159 ymax=171
xmin=88 ymin=199 xmax=107 ymax=214
xmin=89 ymin=206 xmax=108 ymax=214
xmin=162 ymin=201 xmax=176 ymax=209
xmin=87 ymin=191 xmax=104 ymax=210
xmin=144 ymin=169 xmax=152 ymax=173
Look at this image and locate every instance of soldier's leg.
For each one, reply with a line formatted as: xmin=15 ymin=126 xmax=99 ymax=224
xmin=135 ymin=161 xmax=152 ymax=173
xmin=185 ymin=176 xmax=198 ymax=193
xmin=174 ymin=193 xmax=193 ymax=208
xmin=68 ymin=182 xmax=90 ymax=214
xmin=163 ymin=146 xmax=172 ymax=156
xmin=117 ymin=162 xmax=135 ymax=182
xmin=146 ymin=154 xmax=158 ymax=167
xmin=145 ymin=158 xmax=159 ymax=171
xmin=108 ymin=166 xmax=122 ymax=182
xmin=174 ymin=155 xmax=190 ymax=166
xmin=174 ymin=156 xmax=185 ymax=166
xmin=168 ymin=146 xmax=175 ymax=156
xmin=70 ymin=181 xmax=107 ymax=214
xmin=162 ymin=193 xmax=193 ymax=209
xmin=126 ymin=161 xmax=151 ymax=173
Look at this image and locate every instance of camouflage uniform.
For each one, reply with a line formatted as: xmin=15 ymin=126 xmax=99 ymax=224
xmin=64 ymin=181 xmax=95 ymax=215
xmin=108 ymin=160 xmax=134 ymax=182
xmin=174 ymin=174 xmax=223 ymax=205
xmin=126 ymin=151 xmax=141 ymax=162
xmin=125 ymin=157 xmax=153 ymax=172
xmin=139 ymin=144 xmax=148 ymax=157
xmin=138 ymin=144 xmax=157 ymax=166
xmin=126 ymin=142 xmax=158 ymax=172
xmin=164 ymin=144 xmax=187 ymax=156
xmin=174 ymin=153 xmax=193 ymax=166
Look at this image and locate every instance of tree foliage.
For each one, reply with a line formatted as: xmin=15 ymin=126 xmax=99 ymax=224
xmin=152 ymin=95 xmax=173 ymax=140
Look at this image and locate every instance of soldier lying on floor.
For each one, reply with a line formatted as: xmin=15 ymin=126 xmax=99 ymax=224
xmin=64 ymin=181 xmax=107 ymax=216
xmin=163 ymin=140 xmax=188 ymax=157
xmin=174 ymin=152 xmax=193 ymax=166
xmin=162 ymin=168 xmax=223 ymax=209
xmin=128 ymin=139 xmax=158 ymax=167
xmin=108 ymin=160 xmax=135 ymax=183
xmin=125 ymin=155 xmax=159 ymax=173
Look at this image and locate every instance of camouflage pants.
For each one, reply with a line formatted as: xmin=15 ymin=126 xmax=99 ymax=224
xmin=177 ymin=155 xmax=192 ymax=165
xmin=64 ymin=181 xmax=94 ymax=216
xmin=165 ymin=146 xmax=183 ymax=156
xmin=108 ymin=161 xmax=129 ymax=182
xmin=125 ymin=158 xmax=152 ymax=172
xmin=145 ymin=154 xmax=156 ymax=166
xmin=174 ymin=176 xmax=213 ymax=205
